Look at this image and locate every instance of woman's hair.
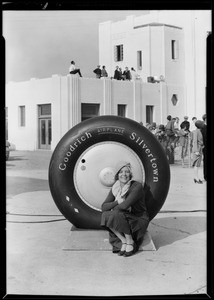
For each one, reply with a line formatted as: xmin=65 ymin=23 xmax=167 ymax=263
xmin=114 ymin=164 xmax=133 ymax=181
xmin=71 ymin=61 xmax=75 ymax=64
xmin=167 ymin=115 xmax=172 ymax=121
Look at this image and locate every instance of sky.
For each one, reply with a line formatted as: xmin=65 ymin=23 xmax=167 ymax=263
xmin=3 ymin=10 xmax=149 ymax=82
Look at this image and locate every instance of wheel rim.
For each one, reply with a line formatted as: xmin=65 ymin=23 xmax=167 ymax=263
xmin=73 ymin=141 xmax=145 ymax=211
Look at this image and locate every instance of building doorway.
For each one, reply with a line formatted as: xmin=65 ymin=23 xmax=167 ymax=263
xmin=38 ymin=104 xmax=51 ymax=149
xmin=146 ymin=105 xmax=154 ymax=124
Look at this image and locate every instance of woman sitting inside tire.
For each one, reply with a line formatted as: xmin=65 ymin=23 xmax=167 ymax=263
xmin=100 ymin=161 xmax=149 ymax=257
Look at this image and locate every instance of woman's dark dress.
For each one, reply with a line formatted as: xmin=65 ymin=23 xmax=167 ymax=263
xmin=100 ymin=181 xmax=149 ymax=251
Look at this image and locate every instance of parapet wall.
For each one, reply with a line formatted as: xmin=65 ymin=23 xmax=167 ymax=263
xmin=6 ymin=75 xmax=185 ymax=150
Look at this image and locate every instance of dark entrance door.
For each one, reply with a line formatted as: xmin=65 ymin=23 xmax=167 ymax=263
xmin=38 ymin=104 xmax=51 ymax=150
xmin=146 ymin=105 xmax=154 ymax=124
xmin=39 ymin=118 xmax=51 ymax=149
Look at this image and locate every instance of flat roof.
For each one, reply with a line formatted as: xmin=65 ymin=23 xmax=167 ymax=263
xmin=134 ymin=22 xmax=182 ymax=30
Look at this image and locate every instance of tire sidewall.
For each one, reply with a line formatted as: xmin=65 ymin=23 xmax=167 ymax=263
xmin=49 ymin=116 xmax=170 ymax=229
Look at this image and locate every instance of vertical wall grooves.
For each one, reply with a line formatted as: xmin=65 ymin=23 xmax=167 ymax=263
xmin=69 ymin=76 xmax=79 ymax=128
xmin=103 ymin=78 xmax=112 ymax=115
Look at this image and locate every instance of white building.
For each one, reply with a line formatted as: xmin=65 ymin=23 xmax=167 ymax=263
xmin=99 ymin=10 xmax=211 ymax=118
xmin=5 ymin=10 xmax=211 ymax=151
xmin=6 ymin=76 xmax=175 ymax=150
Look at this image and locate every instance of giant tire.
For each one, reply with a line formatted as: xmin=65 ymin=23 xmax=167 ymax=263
xmin=49 ymin=116 xmax=170 ymax=229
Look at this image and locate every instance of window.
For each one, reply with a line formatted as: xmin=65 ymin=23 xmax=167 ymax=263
xmin=137 ymin=51 xmax=142 ymax=70
xmin=81 ymin=103 xmax=100 ymax=121
xmin=114 ymin=45 xmax=123 ymax=62
xmin=40 ymin=104 xmax=51 ymax=116
xmin=117 ymin=105 xmax=126 ymax=117
xmin=19 ymin=106 xmax=25 ymax=127
xmin=171 ymin=94 xmax=178 ymax=106
xmin=146 ymin=106 xmax=154 ymax=124
xmin=171 ymin=40 xmax=179 ymax=60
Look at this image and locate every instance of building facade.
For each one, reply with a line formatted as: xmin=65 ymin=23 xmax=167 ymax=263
xmin=5 ymin=10 xmax=211 ymax=151
xmin=6 ymin=75 xmax=183 ymax=151
xmin=99 ymin=10 xmax=211 ymax=118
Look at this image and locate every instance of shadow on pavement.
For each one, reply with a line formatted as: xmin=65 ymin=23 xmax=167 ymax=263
xmin=6 ymin=163 xmax=16 ymax=167
xmin=149 ymin=215 xmax=206 ymax=249
xmin=7 ymin=156 xmax=28 ymax=161
xmin=6 ymin=176 xmax=49 ymax=196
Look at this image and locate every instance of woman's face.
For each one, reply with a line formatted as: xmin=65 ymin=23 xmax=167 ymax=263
xmin=118 ymin=166 xmax=131 ymax=185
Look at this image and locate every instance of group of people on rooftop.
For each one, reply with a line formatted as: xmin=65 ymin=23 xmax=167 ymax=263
xmin=69 ymin=61 xmax=141 ymax=81
xmin=113 ymin=66 xmax=141 ymax=81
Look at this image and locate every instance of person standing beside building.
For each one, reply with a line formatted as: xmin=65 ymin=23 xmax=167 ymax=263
xmin=201 ymin=114 xmax=207 ymax=181
xmin=93 ymin=65 xmax=102 ymax=78
xmin=180 ymin=116 xmax=190 ymax=132
xmin=69 ymin=61 xmax=82 ymax=77
xmin=174 ymin=117 xmax=180 ymax=131
xmin=155 ymin=124 xmax=167 ymax=151
xmin=173 ymin=117 xmax=180 ymax=148
xmin=101 ymin=66 xmax=108 ymax=78
xmin=195 ymin=118 xmax=207 ymax=181
xmin=149 ymin=122 xmax=157 ymax=135
xmin=192 ymin=116 xmax=197 ymax=124
xmin=190 ymin=117 xmax=197 ymax=132
xmin=202 ymin=114 xmax=207 ymax=125
xmin=178 ymin=123 xmax=189 ymax=167
xmin=190 ymin=121 xmax=204 ymax=184
xmin=165 ymin=115 xmax=177 ymax=150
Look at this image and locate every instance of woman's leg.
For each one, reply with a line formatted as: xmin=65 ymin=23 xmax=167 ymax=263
xmin=110 ymin=230 xmax=136 ymax=254
xmin=124 ymin=233 xmax=135 ymax=252
xmin=110 ymin=228 xmax=126 ymax=243
xmin=110 ymin=228 xmax=127 ymax=252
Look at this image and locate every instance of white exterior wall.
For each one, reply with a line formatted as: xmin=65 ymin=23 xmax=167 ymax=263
xmin=6 ymin=77 xmax=53 ymax=150
xmin=152 ymin=10 xmax=211 ymax=118
xmin=6 ymin=76 xmax=186 ymax=151
xmin=99 ymin=10 xmax=211 ymax=120
xmin=163 ymin=26 xmax=185 ymax=86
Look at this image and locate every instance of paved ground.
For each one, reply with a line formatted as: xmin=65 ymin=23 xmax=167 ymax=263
xmin=5 ymin=149 xmax=207 ymax=296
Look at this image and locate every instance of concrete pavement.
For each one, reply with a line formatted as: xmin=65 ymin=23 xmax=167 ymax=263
xmin=6 ymin=150 xmax=207 ymax=296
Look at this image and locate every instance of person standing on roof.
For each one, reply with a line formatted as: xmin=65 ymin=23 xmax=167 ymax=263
xmin=93 ymin=65 xmax=102 ymax=78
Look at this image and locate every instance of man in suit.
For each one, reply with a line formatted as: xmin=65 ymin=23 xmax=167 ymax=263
xmin=114 ymin=66 xmax=121 ymax=80
xmin=93 ymin=65 xmax=102 ymax=78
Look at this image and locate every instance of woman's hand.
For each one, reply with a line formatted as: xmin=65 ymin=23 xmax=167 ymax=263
xmin=117 ymin=195 xmax=124 ymax=204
